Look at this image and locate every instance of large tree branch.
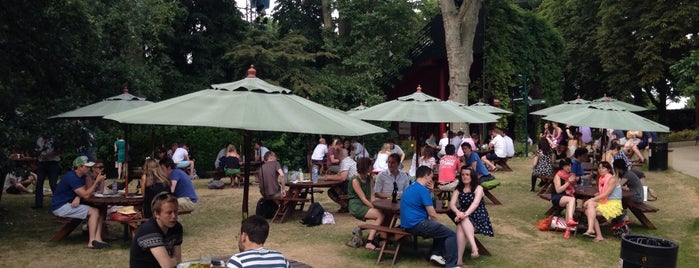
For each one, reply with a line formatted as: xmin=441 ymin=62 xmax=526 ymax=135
xmin=457 ymin=0 xmax=478 ymax=23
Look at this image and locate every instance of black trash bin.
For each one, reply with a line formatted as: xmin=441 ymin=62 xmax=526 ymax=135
xmin=620 ymin=235 xmax=678 ymax=268
xmin=648 ymin=142 xmax=668 ymax=171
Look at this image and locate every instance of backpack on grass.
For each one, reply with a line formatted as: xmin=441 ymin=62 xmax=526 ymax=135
xmin=301 ymin=202 xmax=324 ymax=226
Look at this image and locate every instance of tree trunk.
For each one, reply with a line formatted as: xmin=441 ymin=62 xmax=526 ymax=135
xmin=321 ymin=0 xmax=332 ymax=28
xmin=440 ymin=0 xmax=481 ymax=131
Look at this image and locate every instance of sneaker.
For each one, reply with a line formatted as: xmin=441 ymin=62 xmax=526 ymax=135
xmin=430 ymin=255 xmax=446 ymax=266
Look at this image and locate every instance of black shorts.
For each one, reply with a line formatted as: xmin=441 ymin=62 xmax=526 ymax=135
xmin=485 ymin=152 xmax=504 ymax=161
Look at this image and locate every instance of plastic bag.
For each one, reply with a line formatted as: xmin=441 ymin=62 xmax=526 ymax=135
xmin=322 ymin=211 xmax=335 ymax=225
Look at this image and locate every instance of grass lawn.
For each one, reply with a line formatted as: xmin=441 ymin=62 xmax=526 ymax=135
xmin=1 ymin=157 xmax=697 ymax=267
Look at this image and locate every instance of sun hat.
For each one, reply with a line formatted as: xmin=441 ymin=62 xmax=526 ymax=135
xmin=72 ymin=156 xmax=95 ymax=167
xmin=116 ymin=206 xmax=139 ymax=215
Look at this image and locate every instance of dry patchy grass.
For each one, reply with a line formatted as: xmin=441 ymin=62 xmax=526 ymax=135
xmin=1 ymin=157 xmax=697 ymax=267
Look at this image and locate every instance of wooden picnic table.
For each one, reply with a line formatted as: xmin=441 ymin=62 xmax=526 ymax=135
xmin=50 ymin=194 xmax=144 ymax=242
xmin=363 ymin=198 xmax=491 ymax=266
xmin=573 ymin=184 xmax=658 ymax=229
xmin=270 ymin=179 xmax=343 ymax=223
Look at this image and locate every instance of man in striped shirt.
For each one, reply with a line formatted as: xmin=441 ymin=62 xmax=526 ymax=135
xmin=227 ymin=215 xmax=290 ymax=268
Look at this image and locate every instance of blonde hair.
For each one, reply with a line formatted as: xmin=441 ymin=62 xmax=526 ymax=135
xmin=227 ymin=144 xmax=237 ymax=153
xmin=143 ymin=158 xmax=170 ymax=187
xmin=380 ymin=143 xmax=391 ymax=153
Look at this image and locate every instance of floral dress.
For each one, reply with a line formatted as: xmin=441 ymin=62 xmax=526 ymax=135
xmin=458 ymin=190 xmax=494 ymax=237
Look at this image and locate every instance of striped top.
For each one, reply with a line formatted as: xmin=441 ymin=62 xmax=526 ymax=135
xmin=227 ymin=247 xmax=290 ymax=268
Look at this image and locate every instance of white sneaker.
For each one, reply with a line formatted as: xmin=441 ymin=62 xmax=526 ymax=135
xmin=430 ymin=255 xmax=446 ymax=266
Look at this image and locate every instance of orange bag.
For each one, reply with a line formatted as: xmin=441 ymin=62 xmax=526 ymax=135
xmin=538 ymin=215 xmax=554 ymax=231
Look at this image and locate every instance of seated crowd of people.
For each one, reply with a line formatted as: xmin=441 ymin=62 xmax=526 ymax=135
xmin=532 ymin=124 xmax=658 ymax=241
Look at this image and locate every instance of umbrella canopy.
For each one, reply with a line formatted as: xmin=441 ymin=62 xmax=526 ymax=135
xmin=592 ymin=95 xmax=647 ymax=112
xmin=469 ymin=101 xmax=513 ymax=114
xmin=543 ymin=103 xmax=669 ymax=132
xmin=49 ymin=88 xmax=153 ymax=119
xmin=105 ymin=66 xmax=387 ymax=219
xmin=348 ymin=86 xmax=499 ymax=123
xmin=345 ymin=103 xmax=368 ymax=115
xmin=530 ymin=97 xmax=592 ymax=116
xmin=105 ymin=70 xmax=385 ymax=136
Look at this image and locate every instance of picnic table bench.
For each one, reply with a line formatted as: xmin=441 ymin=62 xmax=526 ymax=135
xmin=493 ymin=158 xmax=513 ymax=171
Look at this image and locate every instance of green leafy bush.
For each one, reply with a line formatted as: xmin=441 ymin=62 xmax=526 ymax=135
xmin=667 ymin=129 xmax=699 ymax=142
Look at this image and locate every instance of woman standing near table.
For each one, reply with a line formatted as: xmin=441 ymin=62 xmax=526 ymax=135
xmin=582 ymin=161 xmax=622 ymax=242
xmin=449 ymin=166 xmax=493 ymax=264
xmin=130 ymin=192 xmax=182 ymax=267
xmin=114 ymin=136 xmax=126 ymax=180
xmin=348 ymin=158 xmax=384 ymax=250
xmin=372 ymin=143 xmax=391 ymax=173
xmin=530 ymin=138 xmax=553 ymax=192
xmin=551 ymin=158 xmax=578 ymax=238
xmin=141 ymin=158 xmax=171 ymax=219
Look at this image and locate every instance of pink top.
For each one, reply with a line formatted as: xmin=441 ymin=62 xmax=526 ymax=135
xmin=457 ymin=138 xmax=477 ymax=157
xmin=597 ymin=173 xmax=613 ymax=204
xmin=437 ymin=155 xmax=459 ymax=183
xmin=555 ymin=169 xmax=575 ymax=196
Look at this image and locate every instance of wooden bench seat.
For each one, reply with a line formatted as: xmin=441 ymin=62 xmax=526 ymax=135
xmin=50 ymin=216 xmax=84 ymax=241
xmin=358 ymin=224 xmax=413 ymax=266
xmin=626 ymin=201 xmax=659 ymax=230
xmin=271 ymin=197 xmax=309 ymax=223
xmin=106 ymin=217 xmax=148 ymax=240
xmin=493 ymin=158 xmax=513 ymax=171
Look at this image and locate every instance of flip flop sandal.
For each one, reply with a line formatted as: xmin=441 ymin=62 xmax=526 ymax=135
xmin=582 ymin=232 xmax=596 ymax=238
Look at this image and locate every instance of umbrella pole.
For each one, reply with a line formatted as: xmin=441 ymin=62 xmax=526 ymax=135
xmin=242 ymin=131 xmax=251 ymax=219
xmin=123 ymin=124 xmax=131 ymax=196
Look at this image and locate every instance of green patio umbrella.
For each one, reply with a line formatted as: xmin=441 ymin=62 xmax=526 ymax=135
xmin=105 ymin=65 xmax=386 ymax=218
xmin=469 ymin=101 xmax=513 ymax=114
xmin=49 ymin=88 xmax=153 ymax=119
xmin=345 ymin=103 xmax=368 ymax=115
xmin=543 ymin=102 xmax=669 ymax=132
xmin=349 ymin=86 xmax=499 ymax=123
xmin=530 ymin=97 xmax=592 ymax=116
xmin=592 ymin=95 xmax=647 ymax=112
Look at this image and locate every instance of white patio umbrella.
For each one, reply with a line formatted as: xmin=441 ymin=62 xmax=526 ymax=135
xmin=49 ymin=88 xmax=153 ymax=119
xmin=469 ymin=101 xmax=513 ymax=114
xmin=530 ymin=97 xmax=592 ymax=116
xmin=349 ymin=86 xmax=500 ymax=123
xmin=105 ymin=65 xmax=386 ymax=217
xmin=543 ymin=102 xmax=669 ymax=132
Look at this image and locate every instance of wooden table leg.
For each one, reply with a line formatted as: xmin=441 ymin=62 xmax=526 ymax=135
xmin=630 ymin=208 xmax=657 ymax=230
xmin=50 ymin=218 xmax=83 ymax=241
xmin=475 ymin=237 xmax=491 ymax=256
xmin=483 ymin=189 xmax=502 ymax=205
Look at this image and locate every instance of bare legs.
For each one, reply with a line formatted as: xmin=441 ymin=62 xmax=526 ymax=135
xmin=87 ymin=206 xmax=105 ymax=247
xmin=116 ymin=162 xmax=123 ymax=180
xmin=364 ymin=208 xmax=385 ymax=250
xmin=481 ymin=156 xmax=495 ymax=170
xmin=455 ymin=218 xmax=479 ymax=265
xmin=558 ymin=196 xmax=577 ymax=223
xmin=583 ymin=201 xmax=604 ymax=241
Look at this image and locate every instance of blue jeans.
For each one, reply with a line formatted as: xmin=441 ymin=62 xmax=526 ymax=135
xmin=406 ymin=219 xmax=457 ymax=266
xmin=35 ymin=161 xmax=59 ymax=207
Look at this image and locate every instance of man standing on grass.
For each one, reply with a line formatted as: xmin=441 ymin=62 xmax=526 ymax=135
xmin=400 ymin=166 xmax=457 ymax=267
xmin=228 ymin=215 xmax=291 ymax=268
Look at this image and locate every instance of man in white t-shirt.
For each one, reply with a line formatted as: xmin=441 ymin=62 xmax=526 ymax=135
xmin=481 ymin=128 xmax=507 ymax=171
xmin=311 ymin=138 xmax=328 ymax=165
xmin=324 ymin=148 xmax=356 ymax=212
xmin=171 ymin=143 xmax=195 ymax=177
xmin=437 ymin=132 xmax=450 ymax=157
xmin=502 ymin=130 xmax=515 ymax=158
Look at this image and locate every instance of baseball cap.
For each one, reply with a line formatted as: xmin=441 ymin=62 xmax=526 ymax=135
xmin=72 ymin=156 xmax=95 ymax=167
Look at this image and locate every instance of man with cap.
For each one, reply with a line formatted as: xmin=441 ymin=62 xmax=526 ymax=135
xmin=51 ymin=156 xmax=108 ymax=249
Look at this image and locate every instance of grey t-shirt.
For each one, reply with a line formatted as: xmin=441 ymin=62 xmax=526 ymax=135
xmin=622 ymin=170 xmax=644 ymax=203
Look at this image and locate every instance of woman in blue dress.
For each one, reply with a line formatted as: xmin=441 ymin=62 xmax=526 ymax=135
xmin=449 ymin=166 xmax=494 ymax=264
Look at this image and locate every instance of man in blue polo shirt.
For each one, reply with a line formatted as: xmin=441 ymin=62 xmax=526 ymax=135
xmin=400 ymin=166 xmax=456 ymax=267
xmin=160 ymin=157 xmax=198 ymax=213
xmin=51 ymin=156 xmax=108 ymax=249
xmin=461 ymin=143 xmax=495 ymax=184
xmin=571 ymin=148 xmax=592 ymax=184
